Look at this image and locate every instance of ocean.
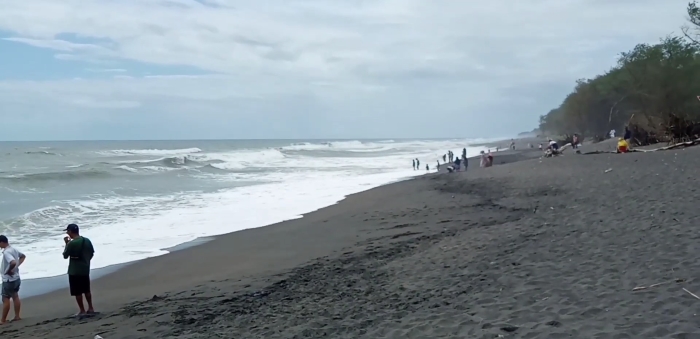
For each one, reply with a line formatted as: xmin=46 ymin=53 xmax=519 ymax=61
xmin=0 ymin=139 xmax=492 ymax=280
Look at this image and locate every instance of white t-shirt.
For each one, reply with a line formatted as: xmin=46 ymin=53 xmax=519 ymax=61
xmin=1 ymin=247 xmax=24 ymax=282
xmin=549 ymin=140 xmax=557 ymax=146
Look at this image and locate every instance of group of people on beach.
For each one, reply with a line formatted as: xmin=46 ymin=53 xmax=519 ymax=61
xmin=0 ymin=224 xmax=96 ymax=324
xmin=412 ymin=158 xmax=429 ymax=171
xmin=413 ymin=147 xmax=501 ymax=173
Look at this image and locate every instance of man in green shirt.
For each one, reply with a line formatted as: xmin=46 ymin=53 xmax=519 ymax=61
xmin=62 ymin=224 xmax=96 ymax=316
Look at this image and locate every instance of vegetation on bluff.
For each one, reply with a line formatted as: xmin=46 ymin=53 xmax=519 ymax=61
xmin=538 ymin=2 xmax=700 ymax=144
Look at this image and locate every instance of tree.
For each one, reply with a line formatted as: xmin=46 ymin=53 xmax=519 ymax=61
xmin=537 ymin=4 xmax=700 ymax=144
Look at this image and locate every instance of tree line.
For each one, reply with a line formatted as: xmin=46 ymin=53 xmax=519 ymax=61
xmin=537 ymin=2 xmax=700 ymax=144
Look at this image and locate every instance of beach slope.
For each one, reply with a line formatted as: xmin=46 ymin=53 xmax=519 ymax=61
xmin=6 ymin=145 xmax=700 ymax=338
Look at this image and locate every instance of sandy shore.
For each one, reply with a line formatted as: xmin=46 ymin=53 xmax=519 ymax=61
xmin=6 ymin=140 xmax=700 ymax=338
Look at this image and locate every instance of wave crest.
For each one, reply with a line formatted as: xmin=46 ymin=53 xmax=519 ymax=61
xmin=98 ymin=148 xmax=203 ymax=156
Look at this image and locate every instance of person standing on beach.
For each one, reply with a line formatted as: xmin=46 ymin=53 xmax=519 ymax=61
xmin=416 ymin=159 xmax=420 ymax=169
xmin=0 ymin=235 xmax=25 ymax=324
xmin=436 ymin=160 xmax=440 ymax=171
xmin=62 ymin=224 xmax=96 ymax=316
xmin=412 ymin=159 xmax=416 ymax=170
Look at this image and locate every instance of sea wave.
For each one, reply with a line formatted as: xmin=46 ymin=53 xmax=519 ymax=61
xmin=0 ymin=169 xmax=112 ymax=182
xmin=0 ymin=138 xmax=496 ymax=279
xmin=97 ymin=147 xmax=203 ymax=156
xmin=25 ymin=151 xmax=61 ymax=156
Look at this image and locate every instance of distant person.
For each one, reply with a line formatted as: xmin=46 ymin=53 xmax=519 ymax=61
xmin=426 ymin=164 xmax=429 ymax=171
xmin=572 ymin=134 xmax=579 ymax=149
xmin=463 ymin=154 xmax=468 ymax=171
xmin=436 ymin=160 xmax=440 ymax=171
xmin=412 ymin=159 xmax=416 ymax=170
xmin=480 ymin=151 xmax=488 ymax=167
xmin=0 ymin=235 xmax=25 ymax=324
xmin=442 ymin=154 xmax=446 ymax=162
xmin=454 ymin=157 xmax=461 ymax=171
xmin=63 ymin=224 xmax=96 ymax=317
xmin=538 ymin=143 xmax=543 ymax=150
xmin=548 ymin=139 xmax=559 ymax=152
xmin=416 ymin=159 xmax=420 ymax=169
xmin=510 ymin=139 xmax=515 ymax=150
xmin=487 ymin=151 xmax=494 ymax=167
xmin=610 ymin=129 xmax=616 ymax=138
xmin=462 ymin=148 xmax=467 ymax=159
xmin=617 ymin=138 xmax=629 ymax=153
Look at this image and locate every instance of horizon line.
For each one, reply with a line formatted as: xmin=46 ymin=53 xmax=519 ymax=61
xmin=0 ymin=136 xmax=512 ymax=143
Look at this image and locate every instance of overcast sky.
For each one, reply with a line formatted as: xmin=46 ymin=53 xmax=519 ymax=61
xmin=0 ymin=0 xmax=691 ymax=141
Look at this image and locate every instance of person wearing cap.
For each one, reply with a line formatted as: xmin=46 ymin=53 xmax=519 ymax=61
xmin=62 ymin=224 xmax=96 ymax=316
xmin=0 ymin=235 xmax=25 ymax=324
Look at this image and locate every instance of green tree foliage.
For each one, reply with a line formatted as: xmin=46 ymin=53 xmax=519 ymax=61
xmin=538 ymin=2 xmax=700 ymax=141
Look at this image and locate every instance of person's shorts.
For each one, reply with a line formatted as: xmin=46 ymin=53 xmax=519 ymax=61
xmin=1 ymin=279 xmax=21 ymax=299
xmin=68 ymin=275 xmax=91 ymax=296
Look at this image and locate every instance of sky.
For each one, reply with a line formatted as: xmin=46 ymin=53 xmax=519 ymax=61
xmin=0 ymin=0 xmax=693 ymax=141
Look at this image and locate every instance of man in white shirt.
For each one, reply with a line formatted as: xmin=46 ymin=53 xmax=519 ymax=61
xmin=0 ymin=235 xmax=26 ymax=324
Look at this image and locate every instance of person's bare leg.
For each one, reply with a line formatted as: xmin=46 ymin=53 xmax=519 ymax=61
xmin=11 ymin=294 xmax=21 ymax=321
xmin=74 ymin=295 xmax=86 ymax=314
xmin=1 ymin=297 xmax=10 ymax=324
xmin=85 ymin=293 xmax=95 ymax=313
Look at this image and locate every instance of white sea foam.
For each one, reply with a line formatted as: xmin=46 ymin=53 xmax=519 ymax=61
xmin=5 ymin=138 xmax=500 ymax=279
xmin=97 ymin=147 xmax=203 ymax=156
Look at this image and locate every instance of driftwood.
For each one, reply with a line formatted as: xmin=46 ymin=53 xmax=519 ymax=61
xmin=683 ymin=288 xmax=700 ymax=301
xmin=627 ymin=113 xmax=700 ymax=146
xmin=632 ymin=278 xmax=685 ymax=291
xmin=633 ymin=138 xmax=700 ymax=152
xmin=581 ymin=138 xmax=700 ymax=155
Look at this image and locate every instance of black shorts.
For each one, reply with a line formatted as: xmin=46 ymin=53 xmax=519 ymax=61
xmin=68 ymin=275 xmax=91 ymax=296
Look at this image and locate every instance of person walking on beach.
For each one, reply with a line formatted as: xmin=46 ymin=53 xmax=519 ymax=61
xmin=0 ymin=235 xmax=25 ymax=324
xmin=62 ymin=224 xmax=96 ymax=317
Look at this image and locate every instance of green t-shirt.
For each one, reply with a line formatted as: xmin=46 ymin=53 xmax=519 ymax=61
xmin=62 ymin=236 xmax=95 ymax=276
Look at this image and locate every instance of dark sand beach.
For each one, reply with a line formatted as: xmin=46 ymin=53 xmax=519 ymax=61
xmin=5 ymin=140 xmax=700 ymax=338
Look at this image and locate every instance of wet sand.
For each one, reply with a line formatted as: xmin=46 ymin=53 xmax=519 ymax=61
xmin=5 ymin=142 xmax=700 ymax=338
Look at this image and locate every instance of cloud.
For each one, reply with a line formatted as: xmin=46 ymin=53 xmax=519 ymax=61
xmin=0 ymin=0 xmax=692 ymax=140
xmin=3 ymin=37 xmax=112 ymax=53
